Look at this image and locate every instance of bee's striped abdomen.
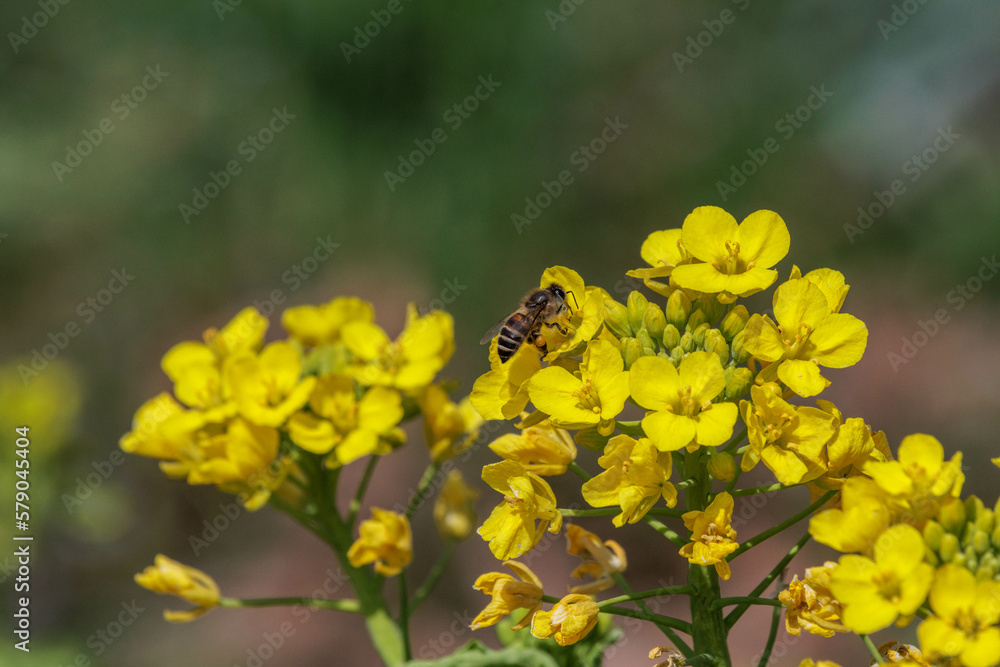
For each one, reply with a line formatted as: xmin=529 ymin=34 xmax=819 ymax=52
xmin=498 ymin=312 xmax=531 ymax=362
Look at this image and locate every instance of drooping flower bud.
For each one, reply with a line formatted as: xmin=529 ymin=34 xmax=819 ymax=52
xmin=603 ymin=297 xmax=632 ymax=339
xmin=707 ymin=451 xmax=736 ymax=482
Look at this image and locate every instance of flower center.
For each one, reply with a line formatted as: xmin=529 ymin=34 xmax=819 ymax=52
xmin=709 ymin=240 xmax=754 ymax=275
xmin=779 ymin=323 xmax=813 ymax=355
xmin=572 ymin=378 xmax=602 ymax=414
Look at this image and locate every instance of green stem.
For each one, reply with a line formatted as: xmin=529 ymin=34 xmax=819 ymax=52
xmin=727 ymin=490 xmax=837 ymax=561
xmin=614 ymin=421 xmax=645 ymax=438
xmin=269 ymin=494 xmax=327 ymax=537
xmin=863 ymin=634 xmax=885 ymax=664
xmin=409 ymin=541 xmax=455 ymax=613
xmin=646 ymin=507 xmax=687 ymax=517
xmin=406 ymin=461 xmax=443 ymax=520
xmin=597 ymin=585 xmax=695 ymax=608
xmin=399 ymin=570 xmax=412 ymax=661
xmin=729 ymin=482 xmax=800 ymax=496
xmin=711 ymin=597 xmax=784 ymax=610
xmin=219 ymin=596 xmax=360 ymax=612
xmin=567 ymin=460 xmax=591 ymax=481
xmin=725 ymin=532 xmax=811 ymax=629
xmin=674 ymin=478 xmax=697 ymax=490
xmin=559 ymin=508 xmax=618 ymax=517
xmin=609 ymin=573 xmax=693 ymax=658
xmin=684 ymin=451 xmax=730 ymax=667
xmin=720 ymin=426 xmax=748 ymax=454
xmin=756 ymin=600 xmax=782 ymax=667
xmin=348 ymin=455 xmax=380 ymax=527
xmin=599 ymin=605 xmax=691 ymax=633
xmin=642 ymin=516 xmax=687 ymax=549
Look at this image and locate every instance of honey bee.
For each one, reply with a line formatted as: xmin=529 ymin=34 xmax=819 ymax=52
xmin=481 ymin=283 xmax=573 ymax=363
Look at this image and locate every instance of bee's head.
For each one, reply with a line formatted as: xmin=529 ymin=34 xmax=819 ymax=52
xmin=548 ymin=283 xmax=566 ymax=301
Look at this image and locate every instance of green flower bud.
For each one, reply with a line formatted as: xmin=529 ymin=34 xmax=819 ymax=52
xmin=977 ymin=508 xmax=995 ymax=535
xmin=965 ymin=545 xmax=979 ymax=571
xmin=925 ymin=545 xmax=940 ymax=567
xmin=686 ymin=309 xmax=707 ymax=332
xmin=666 ymin=290 xmax=692 ymax=330
xmin=707 ymin=451 xmax=736 ymax=482
xmin=992 ymin=525 xmax=1000 ymax=550
xmin=939 ymin=497 xmax=967 ymax=534
xmin=939 ymin=532 xmax=960 ymax=562
xmin=603 ymin=297 xmax=632 ymax=339
xmin=923 ymin=520 xmax=945 ymax=552
xmin=705 ymin=330 xmax=730 ymax=366
xmin=694 ymin=295 xmax=725 ymax=324
xmin=724 ymin=367 xmax=753 ymax=402
xmin=974 ymin=529 xmax=992 ymax=555
xmin=636 ymin=328 xmax=656 ymax=354
xmin=976 ymin=563 xmax=996 ymax=582
xmin=962 ymin=522 xmax=976 ymax=548
xmin=622 ymin=337 xmax=644 ymax=370
xmin=730 ymin=329 xmax=750 ymax=364
xmin=627 ymin=291 xmax=649 ymax=334
xmin=670 ymin=346 xmax=685 ymax=365
xmin=662 ymin=324 xmax=681 ymax=350
xmin=574 ymin=427 xmax=611 ymax=452
xmin=952 ymin=552 xmax=967 ymax=567
xmin=644 ymin=303 xmax=666 ymax=342
xmin=692 ymin=322 xmax=711 ymax=347
xmin=679 ymin=331 xmax=696 ymax=354
xmin=966 ymin=495 xmax=985 ymax=523
xmin=720 ymin=305 xmax=750 ymax=341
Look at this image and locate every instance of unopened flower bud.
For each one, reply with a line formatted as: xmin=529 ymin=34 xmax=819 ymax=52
xmin=644 ymin=303 xmax=666 ymax=342
xmin=603 ymin=297 xmax=632 ymax=339
xmin=622 ymin=337 xmax=644 ymax=369
xmin=966 ymin=496 xmax=985 ymax=523
xmin=670 ymin=347 xmax=685 ymax=365
xmin=574 ymin=427 xmax=611 ymax=452
xmin=993 ymin=525 xmax=1000 ymax=550
xmin=939 ymin=532 xmax=959 ymax=562
xmin=976 ymin=508 xmax=995 ymax=535
xmin=662 ymin=324 xmax=681 ymax=350
xmin=679 ymin=332 xmax=695 ymax=354
xmin=924 ymin=545 xmax=939 ymax=567
xmin=665 ymin=290 xmax=692 ymax=330
xmin=724 ymin=367 xmax=753 ymax=402
xmin=691 ymin=322 xmax=710 ymax=347
xmin=923 ymin=520 xmax=945 ymax=552
xmin=705 ymin=330 xmax=730 ymax=366
xmin=694 ymin=295 xmax=725 ymax=323
xmin=974 ymin=530 xmax=991 ymax=555
xmin=965 ymin=545 xmax=979 ymax=571
xmin=940 ymin=497 xmax=967 ymax=534
xmin=627 ymin=291 xmax=649 ymax=333
xmin=976 ymin=562 xmax=996 ymax=582
xmin=730 ymin=330 xmax=750 ymax=364
xmin=636 ymin=329 xmax=656 ymax=355
xmin=707 ymin=451 xmax=736 ymax=482
xmin=720 ymin=305 xmax=750 ymax=341
xmin=434 ymin=471 xmax=478 ymax=542
xmin=686 ymin=309 xmax=707 ymax=332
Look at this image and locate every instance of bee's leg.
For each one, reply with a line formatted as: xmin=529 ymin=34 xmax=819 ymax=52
xmin=543 ymin=321 xmax=571 ymax=337
xmin=529 ymin=330 xmax=548 ymax=355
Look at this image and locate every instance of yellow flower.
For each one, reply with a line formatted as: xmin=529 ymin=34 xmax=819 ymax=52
xmin=878 ymin=642 xmax=932 ymax=666
xmin=739 ymin=383 xmax=835 ymax=486
xmin=281 ymin=297 xmax=374 ymax=347
xmin=478 ymin=460 xmax=562 ymax=560
xmin=537 ymin=266 xmax=605 ymax=359
xmin=670 ymin=207 xmax=790 ymax=303
xmin=419 ymin=385 xmax=484 ymax=462
xmin=530 ymin=593 xmax=600 ymax=646
xmin=797 ymin=661 xmax=842 ymax=667
xmin=287 ymin=375 xmax=404 ymax=466
xmin=187 ymin=417 xmax=286 ymax=510
xmin=226 ymin=341 xmax=316 ymax=427
xmin=864 ymin=434 xmax=964 ymax=523
xmin=434 ymin=470 xmax=479 ymax=541
xmin=743 ymin=276 xmax=868 ymax=397
xmin=626 ymin=228 xmax=692 ymax=297
xmin=120 ymin=393 xmax=203 ymax=464
xmin=471 ymin=342 xmax=542 ymax=420
xmin=809 ymin=476 xmax=891 ymax=553
xmin=135 ymin=555 xmax=220 ymax=622
xmin=779 ymin=562 xmax=847 ymax=637
xmin=347 ymin=508 xmax=412 ymax=577
xmin=471 ymin=561 xmax=544 ymax=630
xmin=565 ymin=524 xmax=627 ymax=595
xmin=810 ymin=401 xmax=889 ymax=494
xmin=581 ymin=435 xmax=677 ymax=527
xmin=918 ymin=564 xmax=1000 ymax=667
xmin=629 ymin=352 xmax=738 ymax=452
xmin=488 ymin=420 xmax=577 ymax=476
xmin=344 ymin=305 xmax=453 ymax=390
xmin=828 ymin=524 xmax=934 ymax=634
xmin=526 ymin=339 xmax=629 ymax=436
xmin=203 ymin=306 xmax=269 ymax=358
xmin=679 ymin=492 xmax=739 ymax=580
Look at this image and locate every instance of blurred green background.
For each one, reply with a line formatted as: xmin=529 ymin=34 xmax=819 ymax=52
xmin=2 ymin=0 xmax=999 ymax=665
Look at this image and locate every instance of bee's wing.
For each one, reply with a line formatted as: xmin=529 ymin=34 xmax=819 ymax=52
xmin=480 ymin=312 xmax=512 ymax=345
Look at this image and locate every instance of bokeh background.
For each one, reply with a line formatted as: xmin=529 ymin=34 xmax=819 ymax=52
xmin=2 ymin=1 xmax=999 ymax=665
